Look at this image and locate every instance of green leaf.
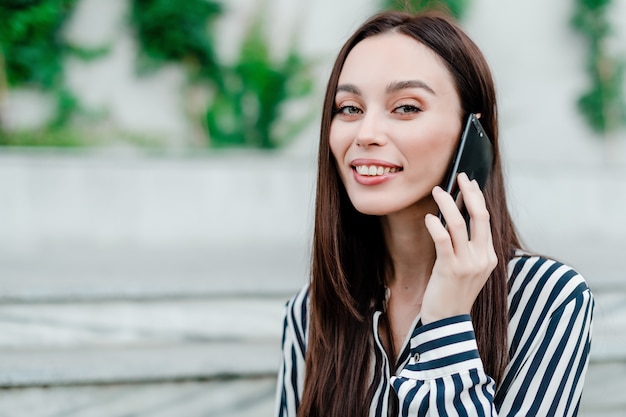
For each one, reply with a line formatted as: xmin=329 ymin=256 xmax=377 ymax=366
xmin=381 ymin=0 xmax=469 ymax=19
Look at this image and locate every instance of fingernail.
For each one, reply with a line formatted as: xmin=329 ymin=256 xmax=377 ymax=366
xmin=459 ymin=172 xmax=469 ymax=182
xmin=425 ymin=213 xmax=440 ymax=223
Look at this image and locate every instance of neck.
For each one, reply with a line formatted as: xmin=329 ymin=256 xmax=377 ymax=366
xmin=382 ymin=204 xmax=436 ymax=285
xmin=378 ymin=202 xmax=437 ymax=362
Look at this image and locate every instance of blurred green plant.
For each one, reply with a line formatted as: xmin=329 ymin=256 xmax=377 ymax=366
xmin=130 ymin=0 xmax=223 ymax=84
xmin=0 ymin=0 xmax=107 ymax=145
xmin=131 ymin=0 xmax=314 ymax=149
xmin=0 ymin=0 xmax=314 ymax=149
xmin=571 ymin=0 xmax=626 ymax=135
xmin=205 ymin=12 xmax=314 ymax=148
xmin=381 ymin=0 xmax=469 ymax=19
xmin=0 ymin=126 xmax=85 ymax=147
xmin=0 ymin=0 xmax=77 ymax=88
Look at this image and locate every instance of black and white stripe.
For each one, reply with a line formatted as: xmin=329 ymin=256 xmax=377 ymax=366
xmin=275 ymin=253 xmax=594 ymax=416
xmin=275 ymin=288 xmax=308 ymax=417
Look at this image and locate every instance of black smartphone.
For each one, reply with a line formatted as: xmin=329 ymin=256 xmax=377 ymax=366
xmin=437 ymin=113 xmax=493 ymax=229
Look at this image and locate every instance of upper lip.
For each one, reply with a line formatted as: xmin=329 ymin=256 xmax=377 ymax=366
xmin=350 ymin=158 xmax=402 ymax=169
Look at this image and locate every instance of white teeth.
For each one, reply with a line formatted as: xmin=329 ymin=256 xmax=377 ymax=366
xmin=354 ymin=165 xmax=400 ymax=176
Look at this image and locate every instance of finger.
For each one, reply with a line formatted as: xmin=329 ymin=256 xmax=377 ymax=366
xmin=457 ymin=174 xmax=490 ymax=243
xmin=432 ymin=184 xmax=469 ymax=253
xmin=424 ymin=213 xmax=454 ymax=259
xmin=458 ymin=174 xmax=487 ymax=212
xmin=459 ymin=177 xmax=498 ymax=273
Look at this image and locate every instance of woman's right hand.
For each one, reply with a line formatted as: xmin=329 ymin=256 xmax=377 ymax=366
xmin=421 ymin=172 xmax=498 ymax=325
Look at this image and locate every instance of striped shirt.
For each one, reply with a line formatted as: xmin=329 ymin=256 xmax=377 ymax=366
xmin=275 ymin=253 xmax=594 ymax=416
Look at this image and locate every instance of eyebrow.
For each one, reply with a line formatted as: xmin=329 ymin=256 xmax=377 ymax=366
xmin=386 ymin=80 xmax=436 ymax=95
xmin=336 ymin=84 xmax=361 ymax=95
xmin=335 ymin=80 xmax=436 ymax=96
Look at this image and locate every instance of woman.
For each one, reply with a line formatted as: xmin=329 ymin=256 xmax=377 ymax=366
xmin=275 ymin=10 xmax=594 ymax=417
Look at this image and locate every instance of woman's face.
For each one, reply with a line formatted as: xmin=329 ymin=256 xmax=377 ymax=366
xmin=330 ymin=32 xmax=463 ymax=216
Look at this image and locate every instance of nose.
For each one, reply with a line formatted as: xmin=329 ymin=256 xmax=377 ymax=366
xmin=355 ymin=111 xmax=386 ymax=147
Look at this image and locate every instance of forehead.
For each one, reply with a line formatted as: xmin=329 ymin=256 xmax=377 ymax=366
xmin=338 ymin=32 xmax=457 ymax=96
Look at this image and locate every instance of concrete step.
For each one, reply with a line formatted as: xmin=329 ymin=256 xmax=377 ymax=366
xmin=590 ymin=291 xmax=626 ymax=362
xmin=0 ymin=361 xmax=622 ymax=417
xmin=0 ymin=297 xmax=284 ymax=350
xmin=0 ymin=238 xmax=623 ymax=388
xmin=0 ymin=377 xmax=277 ymax=417
xmin=0 ymin=283 xmax=622 ymax=386
xmin=579 ymin=361 xmax=626 ymax=417
xmin=0 ymin=295 xmax=286 ymax=388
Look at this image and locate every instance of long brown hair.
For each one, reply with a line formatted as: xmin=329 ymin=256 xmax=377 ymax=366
xmin=300 ymin=10 xmax=522 ymax=417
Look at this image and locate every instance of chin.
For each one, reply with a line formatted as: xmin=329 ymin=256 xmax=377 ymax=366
xmin=349 ymin=198 xmax=405 ymax=216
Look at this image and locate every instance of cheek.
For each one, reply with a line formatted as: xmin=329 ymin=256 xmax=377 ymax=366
xmin=408 ymin=126 xmax=460 ymax=178
xmin=439 ymin=125 xmax=462 ymax=163
xmin=432 ymin=132 xmax=458 ymax=164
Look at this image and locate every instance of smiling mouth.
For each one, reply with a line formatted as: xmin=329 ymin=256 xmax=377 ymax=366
xmin=353 ymin=165 xmax=403 ymax=176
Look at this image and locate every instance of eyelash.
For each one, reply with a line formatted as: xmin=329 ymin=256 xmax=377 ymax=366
xmin=334 ymin=105 xmax=362 ymax=115
xmin=332 ymin=103 xmax=422 ymax=116
xmin=394 ymin=104 xmax=422 ymax=114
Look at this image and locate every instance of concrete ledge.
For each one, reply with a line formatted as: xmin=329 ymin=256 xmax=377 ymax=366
xmin=0 ymin=243 xmax=308 ymax=302
xmin=1 ymin=150 xmax=623 ymax=292
xmin=0 ymin=342 xmax=280 ymax=388
xmin=0 ymin=150 xmax=316 ymax=248
xmin=0 ymin=378 xmax=277 ymax=417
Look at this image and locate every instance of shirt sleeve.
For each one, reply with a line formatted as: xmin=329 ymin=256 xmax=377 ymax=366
xmin=275 ymin=287 xmax=309 ymax=417
xmin=391 ymin=314 xmax=498 ymax=416
xmin=390 ymin=275 xmax=594 ymax=416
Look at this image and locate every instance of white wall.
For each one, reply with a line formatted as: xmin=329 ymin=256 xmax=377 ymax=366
xmin=1 ymin=0 xmax=625 ymax=287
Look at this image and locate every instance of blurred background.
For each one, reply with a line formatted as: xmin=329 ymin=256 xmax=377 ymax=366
xmin=0 ymin=0 xmax=625 ymax=415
